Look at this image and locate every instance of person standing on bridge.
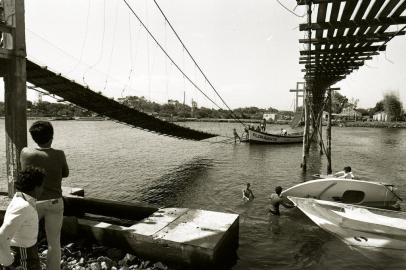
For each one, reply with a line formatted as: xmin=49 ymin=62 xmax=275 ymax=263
xmin=20 ymin=121 xmax=69 ymax=270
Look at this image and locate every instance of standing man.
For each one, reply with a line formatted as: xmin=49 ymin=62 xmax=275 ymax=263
xmin=20 ymin=121 xmax=69 ymax=270
xmin=0 ymin=167 xmax=45 ymax=269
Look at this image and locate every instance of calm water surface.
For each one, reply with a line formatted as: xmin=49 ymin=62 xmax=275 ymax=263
xmin=0 ymin=120 xmax=405 ymax=270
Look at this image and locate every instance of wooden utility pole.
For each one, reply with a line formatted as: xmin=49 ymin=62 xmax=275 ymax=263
xmin=326 ymin=87 xmax=332 ymax=174
xmin=3 ymin=0 xmax=27 ymax=197
xmin=301 ymin=0 xmax=312 ymax=171
xmin=289 ymin=82 xmax=305 ymax=112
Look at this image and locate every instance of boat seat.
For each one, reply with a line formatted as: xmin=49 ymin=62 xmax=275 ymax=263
xmin=341 ymin=190 xmax=365 ymax=204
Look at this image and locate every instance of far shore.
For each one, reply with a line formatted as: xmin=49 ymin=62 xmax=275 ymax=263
xmin=0 ymin=116 xmax=405 ymax=128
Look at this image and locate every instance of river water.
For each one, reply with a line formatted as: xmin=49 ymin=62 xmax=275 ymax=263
xmin=0 ymin=120 xmax=405 ymax=270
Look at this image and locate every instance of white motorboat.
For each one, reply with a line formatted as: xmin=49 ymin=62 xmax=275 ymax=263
xmin=282 ymin=178 xmax=401 ymax=209
xmin=289 ymin=197 xmax=406 ymax=259
xmin=245 ymin=129 xmax=303 ymax=144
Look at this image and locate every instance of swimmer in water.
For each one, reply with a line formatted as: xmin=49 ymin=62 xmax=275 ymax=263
xmin=242 ymin=183 xmax=255 ymax=201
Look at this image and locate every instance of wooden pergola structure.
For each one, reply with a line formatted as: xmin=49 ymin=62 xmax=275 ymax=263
xmin=297 ymin=0 xmax=406 ymax=172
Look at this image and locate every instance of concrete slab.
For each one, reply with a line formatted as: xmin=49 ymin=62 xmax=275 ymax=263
xmin=153 ymin=209 xmax=238 ymax=249
xmin=129 ymin=208 xmax=188 ymax=236
xmin=71 ymin=207 xmax=239 ymax=267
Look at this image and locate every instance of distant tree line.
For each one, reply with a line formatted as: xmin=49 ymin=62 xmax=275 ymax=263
xmin=0 ymin=92 xmax=402 ymax=121
xmin=332 ymin=91 xmax=404 ymax=121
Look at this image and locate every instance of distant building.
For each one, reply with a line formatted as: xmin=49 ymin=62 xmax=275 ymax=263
xmin=373 ymin=111 xmax=388 ymax=122
xmin=263 ymin=113 xmax=277 ymax=122
xmin=338 ymin=107 xmax=362 ymax=120
xmin=168 ymin=99 xmax=179 ymax=106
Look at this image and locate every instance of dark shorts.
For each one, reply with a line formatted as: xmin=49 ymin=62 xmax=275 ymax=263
xmin=2 ymin=244 xmax=41 ymax=270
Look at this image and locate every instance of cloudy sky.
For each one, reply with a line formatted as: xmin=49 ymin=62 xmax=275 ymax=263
xmin=1 ymin=0 xmax=405 ymax=110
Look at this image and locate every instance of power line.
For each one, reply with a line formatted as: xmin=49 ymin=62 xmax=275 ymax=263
xmin=121 ymin=0 xmax=224 ymax=110
xmin=152 ymin=0 xmax=247 ymax=126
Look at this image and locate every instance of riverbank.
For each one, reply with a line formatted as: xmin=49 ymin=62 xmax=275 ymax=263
xmin=334 ymin=121 xmax=406 ymax=128
xmin=44 ymin=241 xmax=169 ymax=270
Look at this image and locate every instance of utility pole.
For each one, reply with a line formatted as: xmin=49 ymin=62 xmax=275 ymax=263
xmin=326 ymin=87 xmax=332 ymax=174
xmin=301 ymin=0 xmax=312 ymax=171
xmin=3 ymin=0 xmax=27 ymax=197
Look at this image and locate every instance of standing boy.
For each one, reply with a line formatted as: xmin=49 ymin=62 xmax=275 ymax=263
xmin=269 ymin=186 xmax=294 ymax=216
xmin=20 ymin=121 xmax=69 ymax=270
xmin=0 ymin=167 xmax=45 ymax=269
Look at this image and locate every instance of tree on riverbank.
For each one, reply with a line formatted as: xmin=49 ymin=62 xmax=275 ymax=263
xmin=383 ymin=92 xmax=404 ymax=121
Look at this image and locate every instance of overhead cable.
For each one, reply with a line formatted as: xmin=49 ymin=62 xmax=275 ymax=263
xmin=122 ymin=0 xmax=224 ymax=110
xmin=152 ymin=0 xmax=247 ymax=126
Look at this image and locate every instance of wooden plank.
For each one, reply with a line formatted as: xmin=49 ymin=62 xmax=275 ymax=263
xmin=300 ymin=45 xmax=386 ymax=55
xmin=299 ymin=31 xmax=405 ymax=44
xmin=334 ymin=0 xmax=358 ymax=46
xmin=326 ymin=0 xmax=341 ymax=50
xmin=300 ymin=16 xmax=406 ymax=31
xmin=346 ymin=0 xmax=371 ymax=37
xmin=356 ymin=0 xmax=385 ymax=36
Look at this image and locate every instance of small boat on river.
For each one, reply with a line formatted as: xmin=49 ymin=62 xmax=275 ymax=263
xmin=244 ymin=129 xmax=303 ymax=144
xmin=289 ymin=197 xmax=406 ymax=259
xmin=282 ymin=178 xmax=401 ymax=209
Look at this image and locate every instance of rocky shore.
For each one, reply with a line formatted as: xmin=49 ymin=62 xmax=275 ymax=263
xmin=38 ymin=241 xmax=169 ymax=270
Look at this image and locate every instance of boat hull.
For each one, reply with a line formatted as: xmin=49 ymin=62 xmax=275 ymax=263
xmin=247 ymin=130 xmax=303 ymax=144
xmin=289 ymin=197 xmax=406 ymax=259
xmin=282 ymin=178 xmax=399 ymax=209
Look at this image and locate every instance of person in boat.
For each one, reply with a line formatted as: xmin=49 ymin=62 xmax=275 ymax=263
xmin=280 ymin=128 xmax=288 ymax=136
xmin=269 ymin=186 xmax=294 ymax=216
xmin=0 ymin=167 xmax=45 ymax=270
xmin=261 ymin=119 xmax=267 ymax=132
xmin=233 ymin=128 xmax=241 ymax=143
xmin=256 ymin=125 xmax=261 ymax=132
xmin=333 ymin=166 xmax=354 ymax=179
xmin=242 ymin=183 xmax=255 ymax=201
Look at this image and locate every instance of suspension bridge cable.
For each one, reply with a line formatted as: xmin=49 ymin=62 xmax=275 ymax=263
xmin=104 ymin=0 xmax=120 ymax=91
xmin=65 ymin=0 xmax=91 ymax=75
xmin=26 ymin=29 xmax=136 ymax=94
xmin=83 ymin=0 xmax=107 ymax=85
xmin=275 ymin=0 xmax=306 ymax=18
xmin=121 ymin=0 xmax=224 ymax=110
xmin=152 ymin=0 xmax=247 ymax=126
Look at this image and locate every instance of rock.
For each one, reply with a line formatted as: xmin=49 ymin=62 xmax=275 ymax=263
xmin=153 ymin=262 xmax=167 ymax=270
xmin=90 ymin=262 xmax=101 ymax=270
xmin=106 ymin=248 xmax=125 ymax=261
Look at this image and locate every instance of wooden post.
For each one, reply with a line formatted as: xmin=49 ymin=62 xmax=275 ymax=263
xmin=301 ymin=0 xmax=312 ymax=171
xmin=319 ymin=113 xmax=323 ymax=155
xmin=3 ymin=0 xmax=27 ymax=197
xmin=326 ymin=88 xmax=332 ymax=174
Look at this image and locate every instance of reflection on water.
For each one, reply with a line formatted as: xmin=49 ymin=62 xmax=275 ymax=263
xmin=0 ymin=121 xmax=405 ymax=269
xmin=140 ymin=157 xmax=213 ymax=206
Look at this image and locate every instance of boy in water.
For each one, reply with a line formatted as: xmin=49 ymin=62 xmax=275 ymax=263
xmin=334 ymin=166 xmax=354 ymax=179
xmin=20 ymin=121 xmax=69 ymax=270
xmin=233 ymin=128 xmax=241 ymax=143
xmin=0 ymin=167 xmax=45 ymax=269
xmin=269 ymin=186 xmax=294 ymax=215
xmin=242 ymin=183 xmax=255 ymax=201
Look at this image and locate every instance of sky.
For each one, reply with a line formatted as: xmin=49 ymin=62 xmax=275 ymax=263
xmin=1 ymin=0 xmax=406 ymax=110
